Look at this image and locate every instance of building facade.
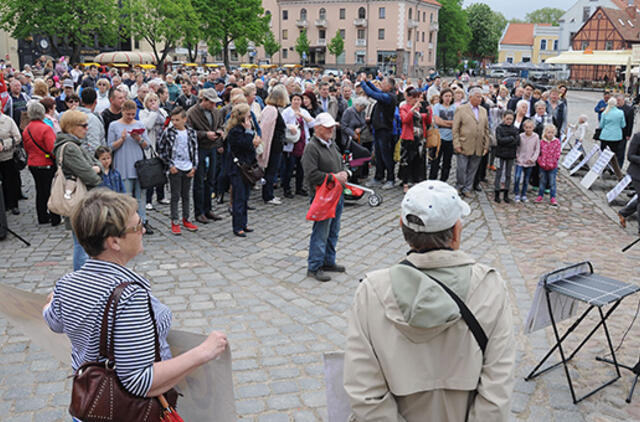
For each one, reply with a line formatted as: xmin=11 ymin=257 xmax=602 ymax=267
xmin=498 ymin=23 xmax=560 ymax=64
xmin=255 ymin=0 xmax=440 ymax=75
xmin=557 ymin=0 xmax=625 ymax=52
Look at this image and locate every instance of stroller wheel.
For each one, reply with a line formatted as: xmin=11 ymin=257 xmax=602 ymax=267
xmin=368 ymin=193 xmax=382 ymax=207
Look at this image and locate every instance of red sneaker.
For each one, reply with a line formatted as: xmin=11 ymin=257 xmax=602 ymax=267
xmin=183 ymin=219 xmax=198 ymax=232
xmin=171 ymin=222 xmax=181 ymax=235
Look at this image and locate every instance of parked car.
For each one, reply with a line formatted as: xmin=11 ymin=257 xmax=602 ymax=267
xmin=323 ymin=68 xmax=342 ymax=77
xmin=488 ymin=68 xmax=517 ymax=78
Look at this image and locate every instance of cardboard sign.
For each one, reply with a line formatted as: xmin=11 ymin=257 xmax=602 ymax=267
xmin=561 ymin=127 xmax=573 ymax=150
xmin=0 ymin=283 xmax=236 ymax=421
xmin=562 ymin=141 xmax=582 ymax=169
xmin=569 ymin=144 xmax=600 ymax=175
xmin=580 ymin=148 xmax=614 ymax=189
xmin=607 ymin=175 xmax=632 ymax=203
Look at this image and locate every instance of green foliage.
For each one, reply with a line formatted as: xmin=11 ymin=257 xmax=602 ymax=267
xmin=465 ymin=3 xmax=507 ymax=60
xmin=437 ymin=0 xmax=471 ymax=70
xmin=262 ymin=30 xmax=280 ymax=58
xmin=295 ymin=29 xmax=310 ymax=64
xmin=0 ymin=0 xmax=119 ymax=63
xmin=328 ymin=31 xmax=344 ymax=59
xmin=234 ymin=38 xmax=249 ymax=58
xmin=525 ymin=7 xmax=564 ymax=25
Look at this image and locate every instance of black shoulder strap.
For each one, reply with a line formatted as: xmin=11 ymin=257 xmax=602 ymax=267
xmin=27 ymin=128 xmax=54 ymax=159
xmin=400 ymin=259 xmax=488 ymax=354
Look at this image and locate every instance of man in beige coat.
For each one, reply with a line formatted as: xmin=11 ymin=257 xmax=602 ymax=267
xmin=452 ymin=87 xmax=490 ymax=197
xmin=344 ymin=180 xmax=515 ymax=422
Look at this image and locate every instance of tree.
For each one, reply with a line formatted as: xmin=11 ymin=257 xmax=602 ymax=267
xmin=127 ymin=0 xmax=200 ymax=73
xmin=0 ymin=0 xmax=119 ymax=63
xmin=198 ymin=0 xmax=269 ymax=69
xmin=328 ymin=30 xmax=344 ymax=63
xmin=295 ymin=29 xmax=310 ymax=65
xmin=437 ymin=0 xmax=471 ymax=71
xmin=234 ymin=38 xmax=249 ymax=61
xmin=465 ymin=4 xmax=508 ymax=62
xmin=262 ymin=30 xmax=281 ymax=59
xmin=525 ymin=7 xmax=564 ymax=25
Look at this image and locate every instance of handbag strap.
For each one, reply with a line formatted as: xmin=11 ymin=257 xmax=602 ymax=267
xmin=27 ymin=127 xmax=54 ymax=159
xmin=99 ymin=282 xmax=161 ymax=364
xmin=399 ymin=259 xmax=488 ymax=354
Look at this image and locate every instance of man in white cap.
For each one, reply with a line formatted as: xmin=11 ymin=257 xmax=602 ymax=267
xmin=344 ymin=180 xmax=515 ymax=421
xmin=301 ymin=112 xmax=351 ymax=282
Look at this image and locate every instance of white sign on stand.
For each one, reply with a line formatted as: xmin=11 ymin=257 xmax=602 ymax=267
xmin=569 ymin=144 xmax=600 ymax=175
xmin=624 ymin=194 xmax=638 ymax=209
xmin=607 ymin=175 xmax=632 ymax=203
xmin=562 ymin=141 xmax=582 ymax=169
xmin=561 ymin=128 xmax=573 ymax=150
xmin=580 ymin=147 xmax=615 ymax=189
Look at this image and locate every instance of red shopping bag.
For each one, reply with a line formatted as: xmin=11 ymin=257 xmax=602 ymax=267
xmin=306 ymin=174 xmax=343 ymax=221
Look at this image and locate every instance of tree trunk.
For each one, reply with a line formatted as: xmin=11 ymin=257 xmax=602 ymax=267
xmin=223 ymin=37 xmax=230 ymax=69
xmin=48 ymin=36 xmax=62 ymax=61
xmin=186 ymin=42 xmax=197 ymax=63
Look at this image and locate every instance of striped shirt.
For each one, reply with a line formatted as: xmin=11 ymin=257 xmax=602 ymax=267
xmin=43 ymin=259 xmax=172 ymax=397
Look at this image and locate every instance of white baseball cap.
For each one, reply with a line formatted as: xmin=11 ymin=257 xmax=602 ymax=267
xmin=314 ymin=112 xmax=337 ymax=128
xmin=401 ymin=181 xmax=470 ymax=233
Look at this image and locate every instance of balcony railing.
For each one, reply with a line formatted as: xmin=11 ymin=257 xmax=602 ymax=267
xmin=317 ymin=39 xmax=326 ymax=46
xmin=315 ymin=18 xmax=327 ymax=27
xmin=408 ymin=19 xmax=419 ymax=29
xmin=354 ymin=18 xmax=367 ymax=27
xmin=296 ymin=19 xmax=308 ymax=28
xmin=356 ymin=39 xmax=366 ymax=47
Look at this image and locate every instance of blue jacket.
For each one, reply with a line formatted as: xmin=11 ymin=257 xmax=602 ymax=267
xmin=594 ymin=99 xmax=607 ymax=122
xmin=100 ymin=168 xmax=126 ymax=193
xmin=599 ymin=108 xmax=626 ymax=141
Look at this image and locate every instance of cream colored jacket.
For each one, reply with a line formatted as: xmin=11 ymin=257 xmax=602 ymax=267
xmin=343 ymin=250 xmax=515 ymax=422
xmin=452 ymin=103 xmax=490 ymax=156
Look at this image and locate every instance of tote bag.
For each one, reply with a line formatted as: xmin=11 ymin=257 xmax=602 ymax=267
xmin=306 ymin=174 xmax=343 ymax=222
xmin=47 ymin=143 xmax=87 ymax=217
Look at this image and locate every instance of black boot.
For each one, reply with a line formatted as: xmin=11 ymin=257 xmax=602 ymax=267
xmin=494 ymin=191 xmax=501 ymax=203
xmin=503 ymin=190 xmax=511 ymax=203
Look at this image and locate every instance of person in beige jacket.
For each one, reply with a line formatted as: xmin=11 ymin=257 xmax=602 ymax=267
xmin=344 ymin=180 xmax=515 ymax=422
xmin=452 ymin=87 xmax=490 ymax=197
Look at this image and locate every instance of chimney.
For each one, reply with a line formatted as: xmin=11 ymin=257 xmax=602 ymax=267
xmin=627 ymin=5 xmax=637 ymax=19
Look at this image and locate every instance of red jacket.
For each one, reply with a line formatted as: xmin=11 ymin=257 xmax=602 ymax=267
xmin=399 ymin=102 xmax=431 ymax=141
xmin=23 ymin=120 xmax=56 ymax=167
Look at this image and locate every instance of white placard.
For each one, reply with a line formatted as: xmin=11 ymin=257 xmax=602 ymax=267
xmin=569 ymin=144 xmax=600 ymax=175
xmin=625 ymin=194 xmax=638 ymax=208
xmin=562 ymin=141 xmax=582 ymax=169
xmin=580 ymin=148 xmax=614 ymax=189
xmin=561 ymin=127 xmax=573 ymax=150
xmin=607 ymin=175 xmax=632 ymax=203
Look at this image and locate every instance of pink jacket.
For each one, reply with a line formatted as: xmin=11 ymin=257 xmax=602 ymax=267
xmin=537 ymin=137 xmax=561 ymax=170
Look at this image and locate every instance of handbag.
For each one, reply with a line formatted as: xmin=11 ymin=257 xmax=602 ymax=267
xmin=13 ymin=142 xmax=27 ymax=170
xmin=69 ymin=282 xmax=180 ymax=422
xmin=235 ymin=159 xmax=265 ymax=185
xmin=593 ymin=127 xmax=602 ymax=141
xmin=47 ymin=143 xmax=87 ymax=217
xmin=426 ymin=128 xmax=441 ymax=158
xmin=135 ymin=146 xmax=167 ymax=190
xmin=306 ymin=174 xmax=343 ymax=221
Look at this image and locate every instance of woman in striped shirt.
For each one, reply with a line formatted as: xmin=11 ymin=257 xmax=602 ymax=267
xmin=43 ymin=188 xmax=227 ymax=416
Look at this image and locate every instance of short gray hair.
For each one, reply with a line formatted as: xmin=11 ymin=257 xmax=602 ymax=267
xmin=468 ymin=87 xmax=482 ymax=97
xmin=534 ymin=100 xmax=547 ymax=110
xmin=353 ymin=96 xmax=369 ymax=108
xmin=27 ymin=102 xmax=45 ymax=121
xmin=516 ymin=99 xmax=529 ymax=111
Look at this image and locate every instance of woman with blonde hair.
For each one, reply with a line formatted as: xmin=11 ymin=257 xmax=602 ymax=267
xmin=140 ymin=92 xmax=169 ymax=210
xmin=598 ymin=96 xmax=626 ymax=179
xmin=225 ymin=104 xmax=261 ymax=236
xmin=259 ymin=84 xmax=289 ymax=205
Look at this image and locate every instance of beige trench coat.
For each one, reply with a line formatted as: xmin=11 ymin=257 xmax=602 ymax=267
xmin=452 ymin=103 xmax=490 ymax=156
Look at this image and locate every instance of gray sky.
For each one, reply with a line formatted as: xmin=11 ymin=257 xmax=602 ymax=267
xmin=462 ymin=0 xmax=575 ymax=20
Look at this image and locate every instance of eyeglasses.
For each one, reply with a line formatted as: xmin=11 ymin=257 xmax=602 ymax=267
xmin=79 ymin=123 xmax=89 ymax=128
xmin=67 ymin=99 xmax=79 ymax=103
xmin=121 ymin=218 xmax=144 ymax=236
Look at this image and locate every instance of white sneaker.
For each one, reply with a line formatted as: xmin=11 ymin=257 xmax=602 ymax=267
xmin=514 ymin=195 xmax=521 ymax=202
xmin=145 ymin=203 xmax=154 ymax=210
xmin=521 ymin=196 xmax=528 ymax=203
xmin=267 ymin=198 xmax=282 ymax=205
xmin=381 ymin=181 xmax=395 ymax=190
xmin=158 ymin=198 xmax=170 ymax=205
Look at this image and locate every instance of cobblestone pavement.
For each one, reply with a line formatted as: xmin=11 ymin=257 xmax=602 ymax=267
xmin=3 ymin=90 xmax=640 ymax=421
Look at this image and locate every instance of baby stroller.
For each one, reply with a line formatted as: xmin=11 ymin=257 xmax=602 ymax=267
xmin=340 ymin=137 xmax=383 ymax=207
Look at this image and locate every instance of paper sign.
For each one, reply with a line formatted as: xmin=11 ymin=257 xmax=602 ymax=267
xmin=323 ymin=352 xmax=352 ymax=422
xmin=562 ymin=141 xmax=582 ymax=169
xmin=561 ymin=127 xmax=573 ymax=150
xmin=580 ymin=148 xmax=614 ymax=189
xmin=569 ymin=144 xmax=600 ymax=175
xmin=607 ymin=175 xmax=632 ymax=203
xmin=0 ymin=283 xmax=236 ymax=421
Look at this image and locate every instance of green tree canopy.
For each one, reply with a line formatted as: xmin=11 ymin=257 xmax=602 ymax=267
xmin=295 ymin=29 xmax=310 ymax=64
xmin=234 ymin=38 xmax=249 ymax=58
xmin=328 ymin=31 xmax=344 ymax=61
xmin=465 ymin=3 xmax=500 ymax=60
xmin=0 ymin=0 xmax=119 ymax=63
xmin=437 ymin=0 xmax=471 ymax=70
xmin=525 ymin=7 xmax=564 ymax=25
xmin=262 ymin=30 xmax=281 ymax=59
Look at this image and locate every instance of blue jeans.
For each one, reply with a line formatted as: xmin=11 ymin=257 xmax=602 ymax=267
xmin=374 ymin=128 xmax=395 ymax=182
xmin=513 ymin=166 xmax=533 ymax=197
xmin=280 ymin=152 xmax=304 ymax=194
xmin=538 ymin=168 xmax=557 ymax=199
xmin=308 ymin=195 xmax=344 ymax=272
xmin=72 ymin=230 xmax=88 ymax=271
xmin=124 ymin=179 xmax=146 ymax=222
xmin=194 ymin=147 xmax=216 ymax=217
xmin=230 ymin=173 xmax=250 ymax=233
xmin=262 ymin=150 xmax=282 ymax=202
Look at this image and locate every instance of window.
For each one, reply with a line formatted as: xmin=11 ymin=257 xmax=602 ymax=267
xmin=540 ymin=39 xmax=547 ymax=50
xmin=231 ymin=50 xmax=238 ymax=61
xmin=300 ymin=9 xmax=306 ymax=21
xmin=282 ymin=10 xmax=288 ymax=20
xmin=379 ymin=7 xmax=385 ymax=19
xmin=416 ymin=31 xmax=419 ymax=41
xmin=359 ymin=7 xmax=366 ymax=19
xmin=522 ymin=56 xmax=531 ymax=63
xmin=282 ymin=49 xmax=288 ymax=59
xmin=428 ymin=51 xmax=432 ymax=62
xmin=408 ymin=30 xmax=411 ymax=41
xmin=319 ymin=8 xmax=326 ymax=20
xmin=553 ymin=40 xmax=558 ymax=50
xmin=605 ymin=40 xmax=613 ymax=50
xmin=339 ymin=8 xmax=345 ymax=19
xmin=409 ymin=8 xmax=412 ymax=20
xmin=581 ymin=41 xmax=589 ymax=50
xmin=319 ymin=29 xmax=326 ymax=40
xmin=423 ymin=12 xmax=426 ymax=22
xmin=340 ymin=29 xmax=346 ymax=39
xmin=282 ymin=29 xmax=288 ymax=40
xmin=422 ymin=32 xmax=425 ymax=42
xmin=378 ymin=29 xmax=385 ymax=40
xmin=430 ymin=13 xmax=433 ymax=23
xmin=506 ymin=57 xmax=513 ymax=64
xmin=357 ymin=29 xmax=365 ymax=40
xmin=356 ymin=53 xmax=365 ymax=64
xmin=583 ymin=6 xmax=590 ymax=22
xmin=429 ymin=32 xmax=433 ymax=42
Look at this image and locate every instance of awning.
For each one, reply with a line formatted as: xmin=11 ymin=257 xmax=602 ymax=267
xmin=546 ymin=50 xmax=632 ymax=66
xmin=94 ymin=51 xmax=170 ymax=65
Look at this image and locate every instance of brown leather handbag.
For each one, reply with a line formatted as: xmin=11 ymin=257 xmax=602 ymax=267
xmin=69 ymin=282 xmax=179 ymax=422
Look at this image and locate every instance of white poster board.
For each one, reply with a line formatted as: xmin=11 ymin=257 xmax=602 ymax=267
xmin=569 ymin=144 xmax=600 ymax=175
xmin=580 ymin=148 xmax=615 ymax=189
xmin=562 ymin=141 xmax=582 ymax=169
xmin=561 ymin=127 xmax=573 ymax=150
xmin=607 ymin=175 xmax=632 ymax=203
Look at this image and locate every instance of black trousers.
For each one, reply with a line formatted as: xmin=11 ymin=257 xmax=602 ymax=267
xmin=0 ymin=159 xmax=20 ymax=210
xmin=29 ymin=166 xmax=61 ymax=225
xmin=428 ymin=142 xmax=454 ymax=182
xmin=619 ymin=178 xmax=640 ymax=233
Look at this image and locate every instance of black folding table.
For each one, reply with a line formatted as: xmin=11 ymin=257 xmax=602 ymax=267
xmin=525 ymin=261 xmax=640 ymax=404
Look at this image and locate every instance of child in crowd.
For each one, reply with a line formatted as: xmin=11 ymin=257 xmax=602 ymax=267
xmin=569 ymin=114 xmax=589 ymax=146
xmin=535 ymin=124 xmax=562 ymax=206
xmin=95 ymin=146 xmax=125 ymax=193
xmin=514 ymin=119 xmax=540 ymax=202
xmin=494 ymin=110 xmax=519 ymax=203
xmin=157 ymin=106 xmax=199 ymax=235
